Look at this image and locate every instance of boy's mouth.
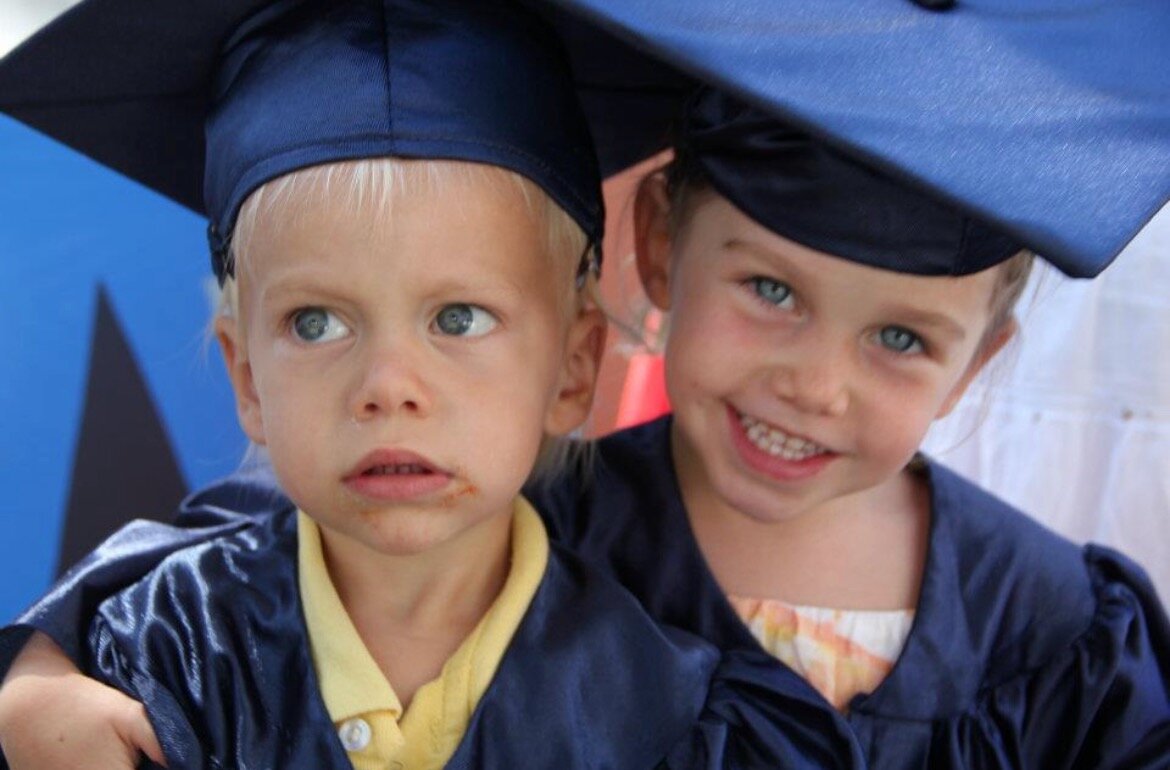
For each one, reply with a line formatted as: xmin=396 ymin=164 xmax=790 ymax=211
xmin=362 ymin=463 xmax=433 ymax=476
xmin=344 ymin=449 xmax=453 ymax=501
xmin=737 ymin=412 xmax=829 ymax=461
xmin=347 ymin=449 xmax=445 ymax=479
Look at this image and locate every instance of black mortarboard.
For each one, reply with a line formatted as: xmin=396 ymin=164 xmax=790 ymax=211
xmin=680 ymin=88 xmax=1026 ymax=277
xmin=0 ymin=0 xmax=603 ymax=282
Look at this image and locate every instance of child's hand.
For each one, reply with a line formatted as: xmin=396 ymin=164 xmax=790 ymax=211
xmin=0 ymin=631 xmax=166 ymax=769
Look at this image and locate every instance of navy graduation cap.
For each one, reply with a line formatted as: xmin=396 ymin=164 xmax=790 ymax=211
xmin=3 ymin=0 xmax=1168 ymax=279
xmin=543 ymin=0 xmax=1170 ymax=278
xmin=679 ymin=88 xmax=1024 ymax=277
xmin=0 ymin=0 xmax=605 ymax=284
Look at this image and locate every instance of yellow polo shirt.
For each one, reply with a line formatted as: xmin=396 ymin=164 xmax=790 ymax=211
xmin=297 ymin=499 xmax=549 ymax=770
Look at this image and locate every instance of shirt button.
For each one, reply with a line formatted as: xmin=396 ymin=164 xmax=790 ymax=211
xmin=338 ymin=718 xmax=372 ymax=751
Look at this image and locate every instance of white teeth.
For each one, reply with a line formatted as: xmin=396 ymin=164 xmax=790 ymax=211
xmin=369 ymin=464 xmax=427 ymax=475
xmin=738 ymin=414 xmax=827 ymax=461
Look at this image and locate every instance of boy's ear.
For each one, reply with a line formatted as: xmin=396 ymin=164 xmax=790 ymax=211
xmin=215 ymin=315 xmax=267 ymax=445
xmin=937 ymin=317 xmax=1018 ymax=418
xmin=545 ymin=306 xmax=608 ymax=436
xmin=633 ymin=173 xmax=674 ymax=311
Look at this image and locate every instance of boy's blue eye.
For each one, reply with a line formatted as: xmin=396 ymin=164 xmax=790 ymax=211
xmin=292 ymin=308 xmax=350 ymax=343
xmin=433 ymin=303 xmax=497 ymax=337
xmin=749 ymin=277 xmax=793 ymax=307
xmin=878 ymin=325 xmax=923 ymax=354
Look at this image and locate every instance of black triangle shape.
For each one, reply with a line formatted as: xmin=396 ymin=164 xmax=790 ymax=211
xmin=56 ymin=286 xmax=189 ymax=576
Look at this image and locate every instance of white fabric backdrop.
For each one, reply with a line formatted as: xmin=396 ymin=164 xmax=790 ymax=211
xmin=924 ymin=204 xmax=1170 ymax=607
xmin=0 ymin=1 xmax=74 ymax=57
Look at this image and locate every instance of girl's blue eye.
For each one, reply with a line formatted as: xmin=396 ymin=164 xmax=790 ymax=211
xmin=878 ymin=325 xmax=923 ymax=354
xmin=433 ymin=303 xmax=497 ymax=337
xmin=749 ymin=277 xmax=793 ymax=307
xmin=291 ymin=308 xmax=350 ymax=343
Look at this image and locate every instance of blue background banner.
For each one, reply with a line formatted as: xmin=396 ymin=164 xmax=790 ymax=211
xmin=0 ymin=114 xmax=244 ymax=623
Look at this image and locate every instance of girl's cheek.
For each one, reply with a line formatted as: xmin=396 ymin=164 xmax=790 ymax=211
xmin=703 ymin=292 xmax=771 ymax=344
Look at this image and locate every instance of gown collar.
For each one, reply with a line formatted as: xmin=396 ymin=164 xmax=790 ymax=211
xmin=643 ymin=416 xmax=1093 ymax=719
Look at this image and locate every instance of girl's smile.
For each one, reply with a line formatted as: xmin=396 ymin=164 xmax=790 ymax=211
xmin=728 ymin=405 xmax=838 ymax=482
xmin=637 ymin=186 xmax=1011 ymax=530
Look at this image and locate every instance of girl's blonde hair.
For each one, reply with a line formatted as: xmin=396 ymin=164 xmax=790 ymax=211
xmin=984 ymin=249 xmax=1034 ymax=341
xmin=219 ymin=157 xmax=597 ymax=483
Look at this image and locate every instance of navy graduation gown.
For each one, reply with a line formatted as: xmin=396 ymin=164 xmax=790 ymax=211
xmin=73 ymin=500 xmax=861 ymax=769
xmin=83 ymin=505 xmax=719 ymax=769
xmin=5 ymin=418 xmax=1169 ymax=767
xmin=530 ymin=418 xmax=1170 ymax=768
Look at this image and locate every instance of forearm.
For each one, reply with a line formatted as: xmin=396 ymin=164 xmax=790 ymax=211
xmin=0 ymin=472 xmax=281 ymax=680
xmin=0 ymin=630 xmax=167 ymax=769
xmin=0 ymin=519 xmax=223 ymax=677
xmin=0 ymin=631 xmax=167 ymax=767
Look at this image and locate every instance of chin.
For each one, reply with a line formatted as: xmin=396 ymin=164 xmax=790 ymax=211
xmin=376 ymin=526 xmax=459 ymax=556
xmin=715 ymin=480 xmax=810 ymax=525
xmin=724 ymin=453 xmax=868 ymax=521
xmin=338 ymin=512 xmax=449 ymax=556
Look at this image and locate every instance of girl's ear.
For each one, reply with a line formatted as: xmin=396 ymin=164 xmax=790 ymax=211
xmin=544 ymin=306 xmax=608 ymax=436
xmin=937 ymin=317 xmax=1018 ymax=418
xmin=215 ymin=315 xmax=267 ymax=445
xmin=633 ymin=173 xmax=674 ymax=311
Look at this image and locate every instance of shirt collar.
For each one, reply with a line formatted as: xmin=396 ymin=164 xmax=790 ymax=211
xmin=297 ymin=497 xmax=550 ymax=727
xmin=298 ymin=509 xmax=403 ymax=722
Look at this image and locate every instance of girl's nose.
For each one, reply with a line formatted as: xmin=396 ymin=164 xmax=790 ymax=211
xmin=349 ymin=338 xmax=433 ymax=421
xmin=768 ymin=349 xmax=850 ymax=418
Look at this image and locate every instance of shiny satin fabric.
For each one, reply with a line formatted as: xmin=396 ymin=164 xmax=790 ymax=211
xmin=200 ymin=0 xmax=604 ymax=281
xmin=85 ymin=508 xmax=681 ymax=768
xmin=680 ymin=89 xmax=1024 ymax=277
xmin=531 ymin=418 xmax=1170 ymax=768
xmin=76 ymin=501 xmax=864 ymax=769
xmin=0 ymin=0 xmax=605 ymax=286
xmin=544 ymin=0 xmax=1170 ymax=276
xmin=4 ymin=418 xmax=1169 ymax=767
xmin=3 ymin=1 xmax=1167 ymax=279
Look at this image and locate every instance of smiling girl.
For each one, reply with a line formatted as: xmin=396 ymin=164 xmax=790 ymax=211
xmin=531 ymin=89 xmax=1170 ymax=766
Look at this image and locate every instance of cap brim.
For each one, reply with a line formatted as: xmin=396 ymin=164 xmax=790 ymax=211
xmin=0 ymin=0 xmax=285 ymax=214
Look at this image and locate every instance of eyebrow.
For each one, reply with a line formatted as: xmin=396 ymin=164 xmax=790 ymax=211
xmin=258 ymin=269 xmax=529 ymax=308
xmin=724 ymin=238 xmax=816 ymax=280
xmin=258 ymin=275 xmax=339 ymax=305
xmin=725 ymin=238 xmax=968 ymax=341
xmin=883 ymin=306 xmax=968 ymax=342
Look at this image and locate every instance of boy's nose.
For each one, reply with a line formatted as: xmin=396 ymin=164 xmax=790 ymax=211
xmin=349 ymin=340 xmax=432 ymax=421
xmin=767 ymin=349 xmax=850 ymax=418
